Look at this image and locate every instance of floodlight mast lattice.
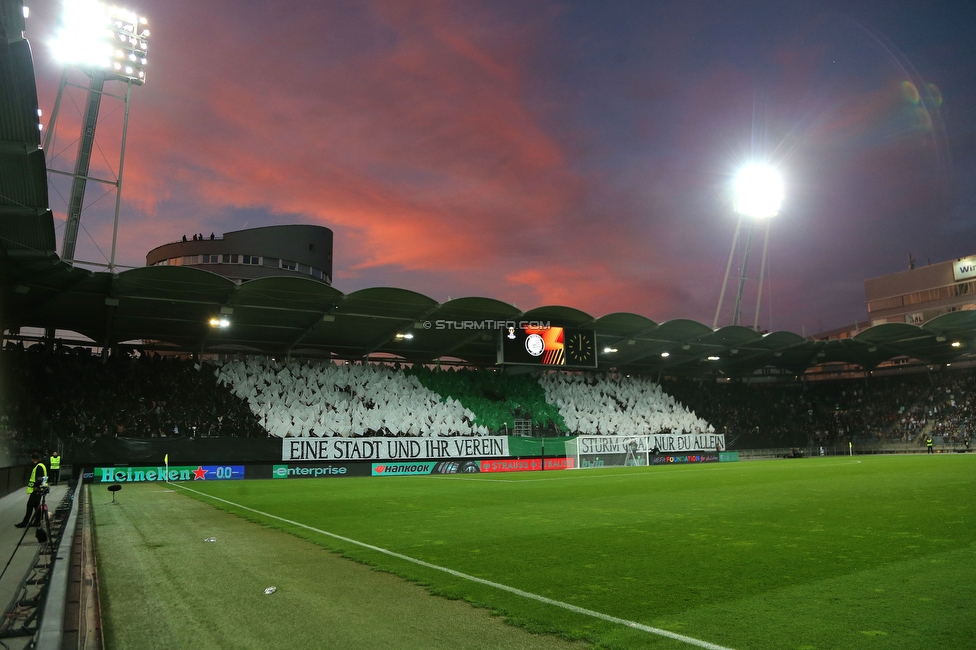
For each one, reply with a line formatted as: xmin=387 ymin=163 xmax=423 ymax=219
xmin=713 ymin=164 xmax=783 ymax=330
xmin=44 ymin=0 xmax=149 ymax=271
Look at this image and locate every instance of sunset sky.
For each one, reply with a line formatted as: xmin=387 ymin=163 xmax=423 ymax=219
xmin=27 ymin=0 xmax=976 ymax=335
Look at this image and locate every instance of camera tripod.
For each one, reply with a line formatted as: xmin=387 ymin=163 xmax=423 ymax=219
xmin=0 ymin=491 xmax=53 ymax=585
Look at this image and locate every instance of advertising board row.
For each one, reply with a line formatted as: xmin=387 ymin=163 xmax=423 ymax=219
xmin=87 ymin=457 xmax=576 ymax=483
xmin=84 ymin=435 xmax=734 ymax=483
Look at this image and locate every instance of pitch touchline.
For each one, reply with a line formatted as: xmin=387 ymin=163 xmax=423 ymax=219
xmin=170 ymin=483 xmax=734 ymax=650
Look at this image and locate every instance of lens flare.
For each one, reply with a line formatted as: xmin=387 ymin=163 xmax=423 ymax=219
xmin=733 ymin=164 xmax=784 ymax=219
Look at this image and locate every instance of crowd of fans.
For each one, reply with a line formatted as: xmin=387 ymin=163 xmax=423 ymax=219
xmin=215 ymin=357 xmax=487 ymax=437
xmin=2 ymin=341 xmax=974 ymax=449
xmin=2 ymin=343 xmax=265 ymax=443
xmin=539 ymin=373 xmax=712 ymax=436
xmin=665 ymin=370 xmax=975 ymax=449
xmin=406 ymin=365 xmax=564 ymax=433
xmin=211 ymin=359 xmax=711 ymax=438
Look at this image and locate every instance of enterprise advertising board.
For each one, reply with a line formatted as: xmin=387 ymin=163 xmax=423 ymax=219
xmin=272 ymin=463 xmax=370 ymax=478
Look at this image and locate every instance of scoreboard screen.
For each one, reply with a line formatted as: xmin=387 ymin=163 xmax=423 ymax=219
xmin=498 ymin=326 xmax=597 ymax=368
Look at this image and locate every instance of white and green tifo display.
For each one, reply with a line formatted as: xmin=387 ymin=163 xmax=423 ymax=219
xmin=569 ymin=434 xmax=727 ymax=468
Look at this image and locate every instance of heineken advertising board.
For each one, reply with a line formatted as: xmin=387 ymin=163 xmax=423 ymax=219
xmin=94 ymin=466 xmax=245 ymax=483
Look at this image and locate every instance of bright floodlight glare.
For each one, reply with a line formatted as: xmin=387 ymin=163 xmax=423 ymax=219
xmin=734 ymin=163 xmax=784 ymax=218
xmin=51 ymin=0 xmax=150 ymax=85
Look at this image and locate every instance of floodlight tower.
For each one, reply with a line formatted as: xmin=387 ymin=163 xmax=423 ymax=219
xmin=713 ymin=163 xmax=784 ymax=330
xmin=44 ymin=0 xmax=149 ymax=270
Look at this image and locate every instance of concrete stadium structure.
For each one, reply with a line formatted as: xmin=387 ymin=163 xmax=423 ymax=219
xmin=866 ymin=254 xmax=976 ymax=326
xmin=146 ymin=224 xmax=334 ymax=285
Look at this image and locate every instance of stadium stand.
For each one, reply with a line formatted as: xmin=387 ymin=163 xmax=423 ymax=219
xmin=215 ymin=357 xmax=487 ymax=437
xmin=665 ymin=370 xmax=975 ymax=449
xmin=406 ymin=365 xmax=565 ymax=434
xmin=539 ymin=372 xmax=713 ymax=436
xmin=5 ymin=340 xmax=974 ymax=448
xmin=5 ymin=343 xmax=265 ymax=441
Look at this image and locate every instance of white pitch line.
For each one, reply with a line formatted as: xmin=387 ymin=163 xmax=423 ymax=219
xmin=170 ymin=483 xmax=734 ymax=650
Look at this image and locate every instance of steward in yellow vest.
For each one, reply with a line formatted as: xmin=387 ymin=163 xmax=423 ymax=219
xmin=16 ymin=453 xmax=47 ymax=528
xmin=49 ymin=451 xmax=61 ymax=486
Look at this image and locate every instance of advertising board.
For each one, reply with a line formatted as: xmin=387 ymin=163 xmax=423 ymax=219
xmin=272 ymin=463 xmax=370 ymax=479
xmin=94 ymin=465 xmax=245 ymax=483
xmin=479 ymin=457 xmax=575 ymax=473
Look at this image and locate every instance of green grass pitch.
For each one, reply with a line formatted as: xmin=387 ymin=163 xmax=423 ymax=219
xmin=94 ymin=455 xmax=976 ymax=649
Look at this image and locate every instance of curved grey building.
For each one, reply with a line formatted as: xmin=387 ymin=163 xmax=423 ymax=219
xmin=146 ymin=224 xmax=333 ymax=284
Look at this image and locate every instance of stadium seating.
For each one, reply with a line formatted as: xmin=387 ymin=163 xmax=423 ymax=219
xmin=215 ymin=357 xmax=487 ymax=437
xmin=538 ymin=372 xmax=713 ymax=436
xmin=5 ymin=341 xmax=973 ymax=447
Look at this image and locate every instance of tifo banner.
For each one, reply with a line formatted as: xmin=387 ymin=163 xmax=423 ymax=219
xmin=283 ymin=436 xmax=510 ymax=462
xmin=573 ymin=434 xmax=726 ymax=469
xmin=576 ymin=434 xmax=725 ymax=455
xmin=94 ymin=465 xmax=245 ymax=483
xmin=272 ymin=463 xmax=370 ymax=479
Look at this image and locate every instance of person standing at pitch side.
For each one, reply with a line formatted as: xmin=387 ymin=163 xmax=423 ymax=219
xmin=15 ymin=453 xmax=48 ymax=528
xmin=49 ymin=450 xmax=61 ymax=486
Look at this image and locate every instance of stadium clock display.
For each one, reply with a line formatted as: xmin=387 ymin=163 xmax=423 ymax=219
xmin=564 ymin=329 xmax=595 ymax=366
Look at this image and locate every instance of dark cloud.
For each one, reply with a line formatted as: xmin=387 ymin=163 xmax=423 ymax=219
xmin=30 ymin=0 xmax=976 ymax=333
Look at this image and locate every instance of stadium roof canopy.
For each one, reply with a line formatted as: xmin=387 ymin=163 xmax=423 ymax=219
xmin=6 ymin=254 xmax=976 ymax=375
xmin=3 ymin=1 xmax=976 ymax=376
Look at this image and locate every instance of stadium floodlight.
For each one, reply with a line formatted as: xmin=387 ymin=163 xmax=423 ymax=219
xmin=51 ymin=0 xmax=150 ymax=85
xmin=951 ymin=341 xmax=962 ymax=347
xmin=45 ymin=0 xmax=151 ymax=271
xmin=209 ymin=317 xmax=230 ymax=328
xmin=714 ymin=161 xmax=786 ymax=330
xmin=395 ymin=333 xmax=413 ymax=340
xmin=660 ymin=352 xmax=670 ymax=358
xmin=733 ymin=164 xmax=784 ymax=219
